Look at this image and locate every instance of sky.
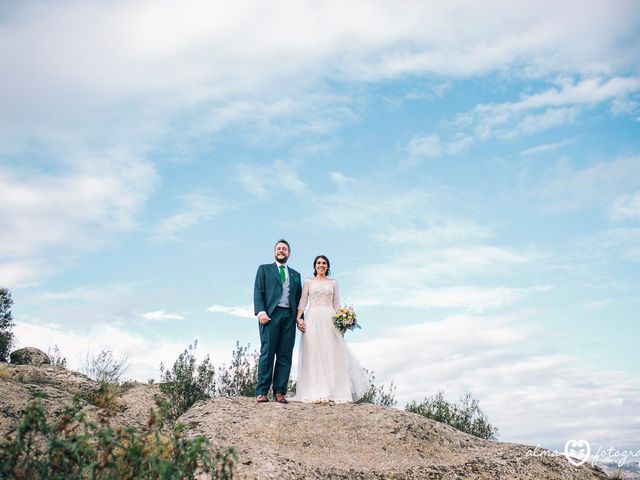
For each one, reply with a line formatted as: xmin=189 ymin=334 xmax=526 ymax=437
xmin=1 ymin=0 xmax=639 ymax=459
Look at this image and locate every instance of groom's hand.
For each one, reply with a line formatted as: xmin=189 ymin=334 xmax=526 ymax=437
xmin=258 ymin=314 xmax=270 ymax=325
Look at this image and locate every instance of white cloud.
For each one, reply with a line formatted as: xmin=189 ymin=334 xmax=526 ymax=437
xmin=312 ymin=183 xmax=430 ymax=232
xmin=0 ymin=154 xmax=157 ymax=287
xmin=151 ymin=190 xmax=223 ymax=243
xmin=1 ymin=0 xmax=639 ymax=151
xmin=536 ymin=155 xmax=640 ymax=214
xmin=351 ymin=244 xmax=542 ymax=312
xmin=455 ymin=77 xmax=639 ymax=141
xmin=520 ymin=139 xmax=575 ymax=155
xmin=207 ymin=304 xmax=255 ymax=319
xmin=235 ymin=160 xmax=308 ymax=200
xmin=406 ymin=133 xmax=474 ymax=161
xmin=328 ymin=171 xmax=351 ymax=183
xmin=610 ymin=191 xmax=640 ymax=220
xmin=579 ymin=228 xmax=640 ymax=262
xmin=0 ymin=259 xmax=55 ymax=289
xmin=12 ymin=320 xmax=234 ymax=382
xmin=373 ymin=219 xmax=494 ymax=246
xmin=38 ymin=283 xmax=139 ymax=302
xmin=350 ymin=313 xmax=640 ymax=451
xmin=142 ymin=310 xmax=185 ymax=321
xmin=407 ymin=134 xmax=442 ymax=158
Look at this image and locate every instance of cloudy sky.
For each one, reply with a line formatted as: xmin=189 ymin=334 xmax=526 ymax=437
xmin=2 ymin=0 xmax=639 ymax=458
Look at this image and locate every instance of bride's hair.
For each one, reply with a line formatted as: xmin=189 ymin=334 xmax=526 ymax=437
xmin=313 ymin=255 xmax=331 ymax=277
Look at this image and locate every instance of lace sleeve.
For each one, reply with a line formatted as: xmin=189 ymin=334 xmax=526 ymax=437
xmin=332 ymin=280 xmax=341 ymax=313
xmin=298 ymin=280 xmax=310 ymax=313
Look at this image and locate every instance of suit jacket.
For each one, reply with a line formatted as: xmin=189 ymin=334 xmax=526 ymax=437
xmin=253 ymin=263 xmax=302 ymax=317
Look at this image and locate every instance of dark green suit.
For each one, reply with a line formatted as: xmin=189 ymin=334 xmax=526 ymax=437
xmin=254 ymin=262 xmax=302 ymax=396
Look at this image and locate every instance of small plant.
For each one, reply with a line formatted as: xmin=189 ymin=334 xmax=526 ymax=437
xmin=87 ymin=381 xmax=122 ymax=411
xmin=358 ymin=370 xmax=397 ymax=407
xmin=81 ymin=349 xmax=130 ymax=384
xmin=46 ymin=344 xmax=68 ymax=367
xmin=215 ymin=342 xmax=296 ymax=399
xmin=215 ymin=342 xmax=258 ymax=397
xmin=406 ymin=391 xmax=499 ymax=440
xmin=607 ymin=468 xmax=625 ymax=479
xmin=0 ymin=394 xmax=237 ymax=479
xmin=159 ymin=341 xmax=216 ymax=422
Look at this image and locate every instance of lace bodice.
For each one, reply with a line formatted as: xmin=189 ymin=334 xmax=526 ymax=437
xmin=299 ymin=278 xmax=340 ymax=311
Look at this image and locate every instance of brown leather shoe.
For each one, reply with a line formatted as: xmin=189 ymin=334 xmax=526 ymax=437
xmin=275 ymin=393 xmax=288 ymax=404
xmin=256 ymin=395 xmax=269 ymax=403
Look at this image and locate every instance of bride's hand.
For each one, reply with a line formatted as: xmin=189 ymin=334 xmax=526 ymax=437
xmin=296 ymin=319 xmax=306 ymax=333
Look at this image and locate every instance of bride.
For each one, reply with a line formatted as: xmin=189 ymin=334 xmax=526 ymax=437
xmin=294 ymin=255 xmax=370 ymax=403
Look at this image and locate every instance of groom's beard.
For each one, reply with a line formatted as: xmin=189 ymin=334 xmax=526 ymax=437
xmin=275 ymin=254 xmax=289 ymax=263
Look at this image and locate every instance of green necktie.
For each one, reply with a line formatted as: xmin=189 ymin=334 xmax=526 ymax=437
xmin=279 ymin=265 xmax=286 ymax=283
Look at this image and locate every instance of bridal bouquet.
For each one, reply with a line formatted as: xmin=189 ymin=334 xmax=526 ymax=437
xmin=333 ymin=306 xmax=361 ymax=334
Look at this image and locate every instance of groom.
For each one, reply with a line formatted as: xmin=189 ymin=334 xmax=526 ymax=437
xmin=253 ymin=239 xmax=302 ymax=403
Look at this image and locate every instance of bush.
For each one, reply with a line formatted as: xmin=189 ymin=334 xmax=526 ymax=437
xmin=87 ymin=381 xmax=121 ymax=411
xmin=406 ymin=391 xmax=499 ymax=440
xmin=0 ymin=395 xmax=236 ymax=480
xmin=81 ymin=350 xmax=129 ymax=385
xmin=46 ymin=344 xmax=68 ymax=368
xmin=358 ymin=370 xmax=397 ymax=407
xmin=0 ymin=288 xmax=15 ymax=362
xmin=215 ymin=342 xmax=258 ymax=397
xmin=159 ymin=341 xmax=216 ymax=422
xmin=214 ymin=342 xmax=297 ymax=398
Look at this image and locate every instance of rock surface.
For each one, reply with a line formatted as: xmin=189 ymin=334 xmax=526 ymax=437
xmin=10 ymin=347 xmax=50 ymax=365
xmin=0 ymin=362 xmax=160 ymax=437
xmin=0 ymin=361 xmax=609 ymax=479
xmin=182 ymin=397 xmax=607 ymax=479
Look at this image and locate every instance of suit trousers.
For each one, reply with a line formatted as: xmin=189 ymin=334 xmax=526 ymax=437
xmin=256 ymin=306 xmax=296 ymax=396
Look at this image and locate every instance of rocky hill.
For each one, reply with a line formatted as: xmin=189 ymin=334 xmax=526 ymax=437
xmin=0 ymin=351 xmax=610 ymax=480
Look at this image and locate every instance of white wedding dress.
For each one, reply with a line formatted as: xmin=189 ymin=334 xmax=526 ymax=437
xmin=294 ymin=278 xmax=370 ymax=403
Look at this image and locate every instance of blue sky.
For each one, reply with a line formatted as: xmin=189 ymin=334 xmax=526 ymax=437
xmin=1 ymin=0 xmax=639 ymax=457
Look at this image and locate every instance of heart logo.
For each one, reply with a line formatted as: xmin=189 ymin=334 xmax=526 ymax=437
xmin=564 ymin=439 xmax=590 ymax=466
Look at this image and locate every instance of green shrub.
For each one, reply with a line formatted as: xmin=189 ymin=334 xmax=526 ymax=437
xmin=358 ymin=370 xmax=397 ymax=407
xmin=81 ymin=350 xmax=129 ymax=385
xmin=0 ymin=395 xmax=236 ymax=480
xmin=0 ymin=287 xmax=15 ymax=362
xmin=86 ymin=381 xmax=122 ymax=411
xmin=214 ymin=342 xmax=297 ymax=398
xmin=159 ymin=341 xmax=216 ymax=422
xmin=215 ymin=342 xmax=258 ymax=397
xmin=406 ymin=391 xmax=498 ymax=440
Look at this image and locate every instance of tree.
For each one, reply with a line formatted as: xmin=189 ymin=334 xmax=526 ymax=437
xmin=406 ymin=391 xmax=499 ymax=440
xmin=0 ymin=288 xmax=15 ymax=362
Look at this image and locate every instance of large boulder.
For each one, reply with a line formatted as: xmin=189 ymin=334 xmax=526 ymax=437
xmin=180 ymin=397 xmax=609 ymax=480
xmin=0 ymin=363 xmax=612 ymax=480
xmin=10 ymin=347 xmax=50 ymax=366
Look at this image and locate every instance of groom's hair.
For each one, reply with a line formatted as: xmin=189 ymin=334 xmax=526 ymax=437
xmin=274 ymin=239 xmax=291 ymax=251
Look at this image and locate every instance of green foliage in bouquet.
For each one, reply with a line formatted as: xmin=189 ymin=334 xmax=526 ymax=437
xmin=333 ymin=306 xmax=360 ymax=334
